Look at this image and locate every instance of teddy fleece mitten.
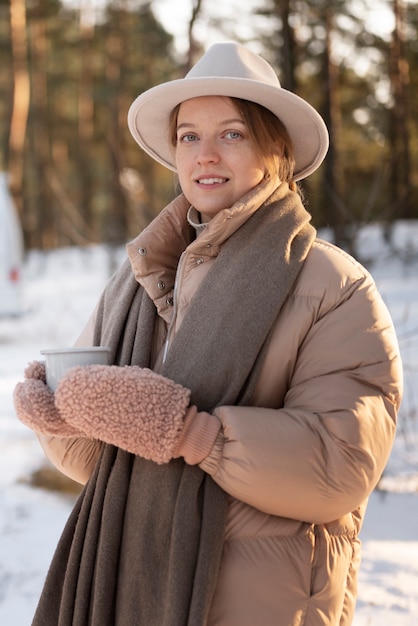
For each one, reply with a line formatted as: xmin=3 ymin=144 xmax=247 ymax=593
xmin=54 ymin=364 xmax=221 ymax=465
xmin=13 ymin=361 xmax=84 ymax=437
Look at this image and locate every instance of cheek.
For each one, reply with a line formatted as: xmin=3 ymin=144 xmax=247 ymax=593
xmin=174 ymin=154 xmax=186 ymax=185
xmin=174 ymin=146 xmax=191 ymax=175
xmin=240 ymin=148 xmax=265 ymax=175
xmin=175 ymin=156 xmax=193 ymax=194
xmin=173 ymin=146 xmax=180 ymax=171
xmin=247 ymin=160 xmax=266 ymax=183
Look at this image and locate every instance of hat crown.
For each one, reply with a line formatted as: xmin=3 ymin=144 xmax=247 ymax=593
xmin=186 ymin=43 xmax=281 ymax=88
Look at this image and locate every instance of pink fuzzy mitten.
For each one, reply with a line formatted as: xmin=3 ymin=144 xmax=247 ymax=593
xmin=13 ymin=361 xmax=84 ymax=437
xmin=54 ymin=365 xmax=197 ymax=464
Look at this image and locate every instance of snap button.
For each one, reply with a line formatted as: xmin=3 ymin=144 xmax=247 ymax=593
xmin=138 ymin=247 xmax=147 ymax=256
xmin=157 ymin=280 xmax=166 ymax=290
xmin=196 ymin=257 xmax=204 ymax=265
xmin=166 ymin=296 xmax=174 ymax=306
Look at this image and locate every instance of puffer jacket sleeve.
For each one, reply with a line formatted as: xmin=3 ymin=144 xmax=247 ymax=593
xmin=37 ymin=434 xmax=104 ymax=485
xmin=200 ymin=242 xmax=402 ymax=524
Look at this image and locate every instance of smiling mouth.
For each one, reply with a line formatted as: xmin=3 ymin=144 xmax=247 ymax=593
xmin=197 ymin=177 xmax=228 ymax=185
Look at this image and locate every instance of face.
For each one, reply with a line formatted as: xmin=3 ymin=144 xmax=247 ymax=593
xmin=174 ymin=96 xmax=266 ymax=221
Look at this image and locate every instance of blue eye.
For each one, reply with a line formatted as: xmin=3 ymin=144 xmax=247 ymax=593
xmin=225 ymin=131 xmax=241 ymax=139
xmin=180 ymin=133 xmax=197 ymax=143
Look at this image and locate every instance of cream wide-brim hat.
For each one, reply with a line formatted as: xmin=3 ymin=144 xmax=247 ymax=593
xmin=128 ymin=42 xmax=329 ymax=182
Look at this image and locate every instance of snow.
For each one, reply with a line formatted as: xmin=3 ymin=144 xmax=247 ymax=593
xmin=1 ymin=224 xmax=418 ymax=625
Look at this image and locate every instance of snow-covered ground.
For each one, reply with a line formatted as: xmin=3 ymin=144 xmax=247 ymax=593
xmin=1 ymin=223 xmax=417 ymax=625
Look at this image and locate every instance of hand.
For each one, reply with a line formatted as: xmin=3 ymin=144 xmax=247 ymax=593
xmin=54 ymin=365 xmax=193 ymax=464
xmin=13 ymin=361 xmax=83 ymax=437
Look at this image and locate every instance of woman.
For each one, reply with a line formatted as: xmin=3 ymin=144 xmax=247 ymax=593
xmin=14 ymin=42 xmax=402 ymax=626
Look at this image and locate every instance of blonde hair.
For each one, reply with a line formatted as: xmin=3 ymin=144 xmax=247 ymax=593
xmin=169 ymin=97 xmax=296 ymax=189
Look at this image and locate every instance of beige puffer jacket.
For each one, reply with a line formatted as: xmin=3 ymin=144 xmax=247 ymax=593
xmin=39 ymin=188 xmax=402 ymax=626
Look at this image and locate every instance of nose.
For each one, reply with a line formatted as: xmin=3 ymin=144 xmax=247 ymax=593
xmin=196 ymin=138 xmax=220 ymax=164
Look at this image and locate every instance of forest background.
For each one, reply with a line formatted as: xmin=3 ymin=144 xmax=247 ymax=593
xmin=1 ymin=0 xmax=417 ymax=258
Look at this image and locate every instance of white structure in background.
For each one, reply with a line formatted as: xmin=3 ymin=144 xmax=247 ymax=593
xmin=0 ymin=172 xmax=24 ymax=316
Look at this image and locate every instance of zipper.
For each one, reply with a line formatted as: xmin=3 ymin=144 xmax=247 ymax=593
xmin=309 ymin=524 xmax=321 ymax=596
xmin=162 ymin=250 xmax=187 ymax=364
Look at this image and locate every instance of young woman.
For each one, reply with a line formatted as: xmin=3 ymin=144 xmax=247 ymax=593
xmin=14 ymin=42 xmax=402 ymax=626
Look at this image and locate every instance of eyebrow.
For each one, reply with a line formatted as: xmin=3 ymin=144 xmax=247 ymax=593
xmin=177 ymin=118 xmax=246 ymax=131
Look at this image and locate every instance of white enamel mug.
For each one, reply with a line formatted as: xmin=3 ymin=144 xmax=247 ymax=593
xmin=40 ymin=347 xmax=111 ymax=391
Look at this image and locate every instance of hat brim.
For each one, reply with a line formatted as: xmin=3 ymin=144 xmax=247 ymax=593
xmin=128 ymin=76 xmax=329 ymax=181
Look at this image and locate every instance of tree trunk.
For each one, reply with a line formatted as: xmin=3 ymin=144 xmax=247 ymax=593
xmin=322 ymin=5 xmax=347 ymax=248
xmin=30 ymin=10 xmax=55 ymax=248
xmin=276 ymin=0 xmax=296 ymax=91
xmin=103 ymin=4 xmax=129 ymax=249
xmin=77 ymin=5 xmax=96 ymax=232
xmin=185 ymin=0 xmax=204 ymax=72
xmin=8 ymin=0 xmax=30 ymax=216
xmin=388 ymin=0 xmax=412 ymax=219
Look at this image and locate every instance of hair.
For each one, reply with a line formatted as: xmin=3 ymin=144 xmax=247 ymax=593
xmin=169 ymin=97 xmax=297 ymax=190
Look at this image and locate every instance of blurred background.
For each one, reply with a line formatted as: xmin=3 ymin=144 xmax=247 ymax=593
xmin=0 ymin=0 xmax=416 ymax=255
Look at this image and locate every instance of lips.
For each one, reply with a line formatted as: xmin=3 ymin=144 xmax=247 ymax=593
xmin=196 ymin=177 xmax=228 ymax=185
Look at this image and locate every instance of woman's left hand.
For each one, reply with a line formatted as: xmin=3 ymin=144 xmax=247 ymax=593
xmin=13 ymin=361 xmax=84 ymax=438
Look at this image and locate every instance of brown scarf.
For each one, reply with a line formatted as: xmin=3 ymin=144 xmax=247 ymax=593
xmin=32 ymin=185 xmax=315 ymax=626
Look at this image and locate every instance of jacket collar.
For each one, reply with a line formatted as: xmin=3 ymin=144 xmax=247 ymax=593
xmin=128 ymin=176 xmax=280 ymax=268
xmin=126 ymin=176 xmax=283 ymax=315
